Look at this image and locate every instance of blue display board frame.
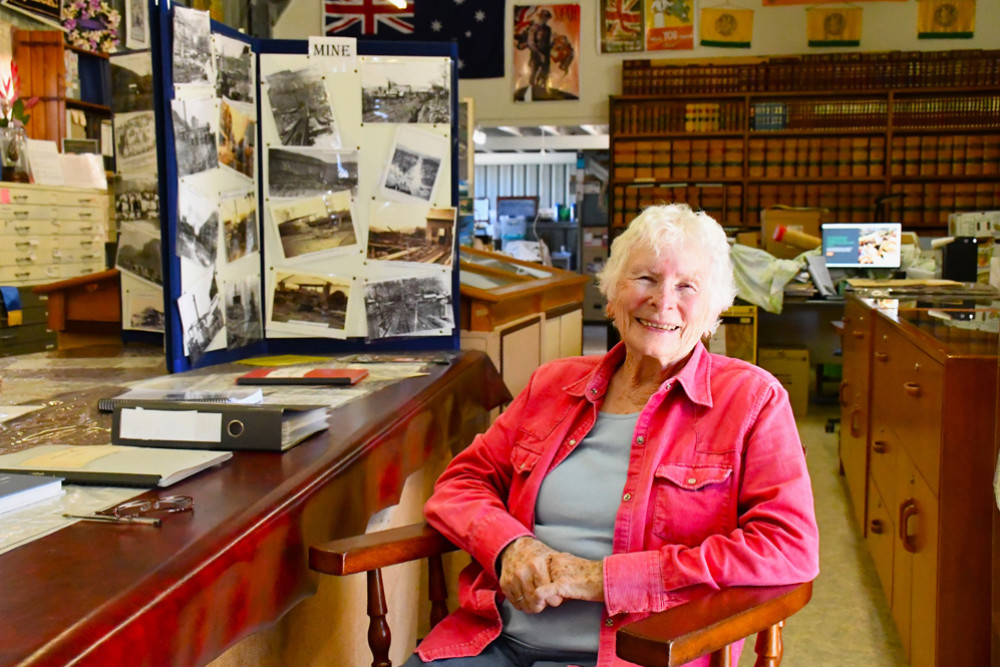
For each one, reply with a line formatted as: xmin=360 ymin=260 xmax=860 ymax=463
xmin=150 ymin=4 xmax=460 ymax=373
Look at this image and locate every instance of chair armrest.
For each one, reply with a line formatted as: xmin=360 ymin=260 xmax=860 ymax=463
xmin=310 ymin=522 xmax=458 ymax=576
xmin=615 ymin=580 xmax=813 ymax=667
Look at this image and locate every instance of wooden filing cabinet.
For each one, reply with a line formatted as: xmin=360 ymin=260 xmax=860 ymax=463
xmin=0 ymin=287 xmax=56 ymax=355
xmin=0 ymin=184 xmax=109 ymax=286
xmin=839 ymin=296 xmax=874 ymax=534
xmin=863 ymin=307 xmax=997 ymax=667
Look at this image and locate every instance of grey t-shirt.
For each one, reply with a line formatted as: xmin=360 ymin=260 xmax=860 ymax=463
xmin=501 ymin=411 xmax=637 ymax=653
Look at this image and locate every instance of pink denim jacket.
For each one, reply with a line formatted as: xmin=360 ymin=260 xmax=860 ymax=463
xmin=418 ymin=342 xmax=820 ymax=666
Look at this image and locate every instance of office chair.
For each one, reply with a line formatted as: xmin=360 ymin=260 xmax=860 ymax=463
xmin=310 ymin=523 xmax=813 ymax=667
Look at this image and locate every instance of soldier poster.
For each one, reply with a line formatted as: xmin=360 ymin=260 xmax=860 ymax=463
xmin=600 ymin=0 xmax=643 ymax=53
xmin=512 ymin=4 xmax=580 ymax=102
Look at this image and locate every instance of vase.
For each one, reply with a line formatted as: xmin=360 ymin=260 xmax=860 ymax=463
xmin=0 ymin=127 xmax=30 ymax=183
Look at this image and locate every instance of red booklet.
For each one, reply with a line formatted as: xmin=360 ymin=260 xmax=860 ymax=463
xmin=236 ymin=367 xmax=369 ymax=386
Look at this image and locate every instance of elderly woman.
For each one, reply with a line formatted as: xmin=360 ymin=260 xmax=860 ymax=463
xmin=405 ymin=204 xmax=819 ymax=667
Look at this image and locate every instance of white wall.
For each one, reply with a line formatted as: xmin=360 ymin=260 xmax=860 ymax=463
xmin=275 ymin=2 xmax=1000 ymax=130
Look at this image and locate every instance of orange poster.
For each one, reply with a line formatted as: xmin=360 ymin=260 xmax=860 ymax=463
xmin=646 ymin=0 xmax=694 ymax=51
xmin=513 ymin=4 xmax=581 ymax=102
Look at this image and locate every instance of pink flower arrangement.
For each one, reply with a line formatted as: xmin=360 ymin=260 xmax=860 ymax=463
xmin=63 ymin=0 xmax=121 ymax=54
xmin=0 ymin=63 xmax=39 ymax=129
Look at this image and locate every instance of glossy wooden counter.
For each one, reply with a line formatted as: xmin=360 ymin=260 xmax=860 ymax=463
xmin=0 ymin=350 xmax=509 ymax=667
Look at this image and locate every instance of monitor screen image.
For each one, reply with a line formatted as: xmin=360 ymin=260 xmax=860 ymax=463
xmin=473 ymin=197 xmax=490 ymax=222
xmin=821 ymin=223 xmax=902 ymax=269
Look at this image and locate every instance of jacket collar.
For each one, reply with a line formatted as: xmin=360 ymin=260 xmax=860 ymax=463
xmin=569 ymin=341 xmax=714 ymax=409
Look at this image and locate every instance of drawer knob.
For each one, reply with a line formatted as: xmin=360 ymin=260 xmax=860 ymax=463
xmin=850 ymin=408 xmax=862 ymax=438
xmin=852 ymin=331 xmax=865 ymax=339
xmin=903 ymin=382 xmax=921 ymax=397
xmin=872 ymin=440 xmax=887 ymax=454
xmin=874 ymin=351 xmax=888 ymax=362
xmin=869 ymin=519 xmax=884 ymax=535
xmin=899 ymin=499 xmax=918 ymax=554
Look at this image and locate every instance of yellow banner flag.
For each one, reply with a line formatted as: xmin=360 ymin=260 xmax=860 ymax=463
xmin=700 ymin=8 xmax=753 ymax=48
xmin=807 ymin=7 xmax=863 ymax=46
xmin=918 ymin=0 xmax=975 ymax=38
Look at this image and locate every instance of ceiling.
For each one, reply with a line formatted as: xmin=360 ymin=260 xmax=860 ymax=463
xmin=474 ymin=124 xmax=609 ymax=153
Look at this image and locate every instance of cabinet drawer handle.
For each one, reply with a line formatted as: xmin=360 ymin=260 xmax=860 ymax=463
xmin=899 ymin=499 xmax=918 ymax=553
xmin=874 ymin=351 xmax=888 ymax=362
xmin=872 ymin=440 xmax=887 ymax=454
xmin=850 ymin=408 xmax=862 ymax=438
xmin=869 ymin=519 xmax=884 ymax=535
xmin=13 ymin=225 xmax=28 ymax=233
xmin=0 ymin=334 xmax=15 ymax=341
xmin=839 ymin=381 xmax=850 ymax=407
xmin=12 ymin=195 xmax=27 ymax=203
xmin=852 ymin=330 xmax=865 ymax=339
xmin=903 ymin=382 xmax=921 ymax=397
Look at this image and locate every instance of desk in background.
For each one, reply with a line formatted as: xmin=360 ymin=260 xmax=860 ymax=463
xmin=0 ymin=348 xmax=508 ymax=667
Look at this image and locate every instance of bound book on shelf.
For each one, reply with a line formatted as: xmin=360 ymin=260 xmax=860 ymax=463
xmin=0 ymin=472 xmax=64 ymax=514
xmin=236 ymin=367 xmax=369 ymax=386
xmin=0 ymin=445 xmax=231 ymax=488
xmin=112 ymin=404 xmax=330 ymax=452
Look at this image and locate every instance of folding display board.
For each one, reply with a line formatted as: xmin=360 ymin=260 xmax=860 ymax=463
xmin=149 ymin=3 xmax=460 ymax=373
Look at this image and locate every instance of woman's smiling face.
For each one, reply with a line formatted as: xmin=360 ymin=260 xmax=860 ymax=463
xmin=609 ymin=242 xmax=713 ymax=374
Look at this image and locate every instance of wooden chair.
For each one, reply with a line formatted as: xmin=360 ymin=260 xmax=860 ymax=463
xmin=310 ymin=522 xmax=813 ymax=667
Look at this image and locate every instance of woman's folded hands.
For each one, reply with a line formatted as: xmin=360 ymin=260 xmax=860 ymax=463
xmin=499 ymin=536 xmax=605 ymax=614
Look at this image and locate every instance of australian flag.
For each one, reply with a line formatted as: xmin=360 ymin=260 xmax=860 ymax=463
xmin=324 ymin=0 xmax=504 ymax=79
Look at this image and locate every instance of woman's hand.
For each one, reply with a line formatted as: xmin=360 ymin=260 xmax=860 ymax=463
xmin=499 ymin=536 xmax=564 ymax=613
xmin=536 ymin=551 xmax=605 ymax=602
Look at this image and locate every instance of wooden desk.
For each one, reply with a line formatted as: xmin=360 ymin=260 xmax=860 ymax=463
xmin=32 ymin=269 xmax=121 ymax=350
xmin=0 ymin=350 xmax=509 ymax=667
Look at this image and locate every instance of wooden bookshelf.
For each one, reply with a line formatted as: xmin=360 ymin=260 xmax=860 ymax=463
xmin=610 ymin=50 xmax=1000 ymax=235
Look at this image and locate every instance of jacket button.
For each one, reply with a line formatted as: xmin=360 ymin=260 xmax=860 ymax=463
xmin=623 ymin=493 xmax=631 ymax=501
xmin=590 ymin=388 xmax=598 ymax=394
xmin=605 ymin=618 xmax=614 ymax=627
xmin=687 ymin=477 xmax=697 ymax=485
xmin=569 ymin=439 xmax=576 ymax=446
xmin=636 ymin=436 xmax=644 ymax=444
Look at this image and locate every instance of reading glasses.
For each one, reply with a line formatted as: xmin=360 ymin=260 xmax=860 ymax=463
xmin=63 ymin=495 xmax=194 ymax=527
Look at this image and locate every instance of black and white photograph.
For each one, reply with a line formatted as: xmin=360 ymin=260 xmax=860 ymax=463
xmin=270 ymin=190 xmax=357 ymax=261
xmin=178 ymin=273 xmax=225 ymax=358
xmin=267 ymin=147 xmax=358 ymax=198
xmin=218 ymin=98 xmax=256 ymax=180
xmin=172 ymin=5 xmax=215 ymax=87
xmin=214 ymin=33 xmax=254 ymax=103
xmin=110 ymin=52 xmax=154 ymax=114
xmin=367 ymin=202 xmax=455 ymax=266
xmin=224 ymin=275 xmax=262 ymax=347
xmin=125 ymin=0 xmax=149 ymax=50
xmin=172 ymin=97 xmax=219 ymax=178
xmin=126 ymin=290 xmax=165 ymax=332
xmin=361 ymin=56 xmax=450 ymax=124
xmin=264 ymin=67 xmax=339 ymax=148
xmin=269 ymin=271 xmax=350 ymax=332
xmin=379 ymin=126 xmax=447 ymax=203
xmin=177 ymin=182 xmax=219 ymax=267
xmin=114 ymin=110 xmax=157 ymax=174
xmin=365 ymin=273 xmax=453 ymax=339
xmin=220 ymin=189 xmax=258 ymax=263
xmin=116 ymin=220 xmax=163 ymax=285
xmin=114 ymin=175 xmax=159 ymax=223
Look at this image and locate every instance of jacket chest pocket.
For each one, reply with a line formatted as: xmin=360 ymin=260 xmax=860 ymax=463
xmin=650 ymin=463 xmax=733 ymax=547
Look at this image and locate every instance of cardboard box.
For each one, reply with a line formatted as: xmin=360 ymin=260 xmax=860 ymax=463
xmin=760 ymin=207 xmax=830 ymax=260
xmin=707 ymin=304 xmax=757 ymax=364
xmin=735 ymin=231 xmax=762 ymax=249
xmin=757 ymin=346 xmax=810 ymax=417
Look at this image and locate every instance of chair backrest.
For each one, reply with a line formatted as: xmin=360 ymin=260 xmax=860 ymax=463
xmin=309 ymin=523 xmax=813 ymax=667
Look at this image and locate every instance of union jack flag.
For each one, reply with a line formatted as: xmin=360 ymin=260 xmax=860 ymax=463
xmin=604 ymin=0 xmax=641 ymax=36
xmin=325 ymin=0 xmax=416 ymax=36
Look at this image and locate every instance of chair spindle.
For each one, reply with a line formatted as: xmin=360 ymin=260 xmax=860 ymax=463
xmin=753 ymin=621 xmax=784 ymax=667
xmin=366 ymin=568 xmax=392 ymax=667
xmin=428 ymin=553 xmax=449 ymax=628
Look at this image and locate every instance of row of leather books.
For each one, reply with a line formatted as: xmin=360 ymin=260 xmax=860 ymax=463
xmin=611 ymin=184 xmax=742 ymax=229
xmin=892 ymin=95 xmax=1000 ymax=131
xmin=889 ymin=134 xmax=1000 ymax=177
xmin=749 ymin=183 xmax=886 ymax=226
xmin=895 ymin=182 xmax=1000 ymax=226
xmin=747 ymin=137 xmax=886 ymax=179
xmin=613 ymin=139 xmax=744 ymax=181
xmin=621 ymin=50 xmax=1000 ymax=95
xmin=611 ymin=100 xmax=745 ymax=135
xmin=755 ymin=99 xmax=889 ymax=132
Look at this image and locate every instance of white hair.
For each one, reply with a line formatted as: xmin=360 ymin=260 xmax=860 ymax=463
xmin=596 ymin=204 xmax=737 ymax=333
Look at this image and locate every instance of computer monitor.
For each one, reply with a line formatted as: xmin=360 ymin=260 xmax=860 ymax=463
xmin=473 ymin=197 xmax=490 ymax=222
xmin=821 ymin=222 xmax=902 ymax=269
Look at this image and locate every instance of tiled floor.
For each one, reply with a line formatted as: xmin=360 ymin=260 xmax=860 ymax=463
xmin=582 ymin=325 xmax=908 ymax=665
